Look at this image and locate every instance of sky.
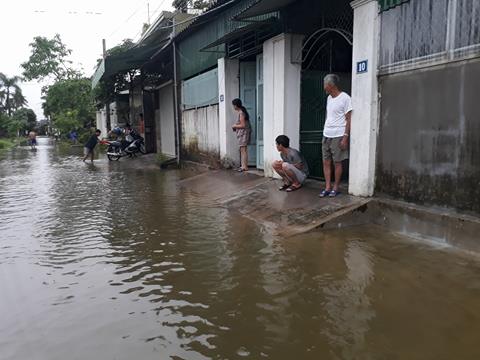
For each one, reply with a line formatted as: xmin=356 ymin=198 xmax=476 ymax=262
xmin=1 ymin=0 xmax=174 ymax=119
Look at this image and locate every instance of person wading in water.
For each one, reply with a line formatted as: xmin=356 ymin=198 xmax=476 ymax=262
xmin=231 ymin=98 xmax=251 ymax=172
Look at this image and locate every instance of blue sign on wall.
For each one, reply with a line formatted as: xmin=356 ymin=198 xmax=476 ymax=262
xmin=357 ymin=60 xmax=368 ymax=74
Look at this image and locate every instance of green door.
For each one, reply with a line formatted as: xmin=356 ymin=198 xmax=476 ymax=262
xmin=240 ymin=62 xmax=257 ymax=166
xmin=300 ymin=71 xmax=328 ymax=179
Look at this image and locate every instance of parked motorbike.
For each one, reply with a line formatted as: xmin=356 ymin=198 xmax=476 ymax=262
xmin=104 ymin=134 xmax=146 ymax=161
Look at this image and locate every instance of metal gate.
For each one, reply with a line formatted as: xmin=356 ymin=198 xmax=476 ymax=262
xmin=299 ymin=28 xmax=353 ymax=178
xmin=300 ymin=71 xmax=329 ymax=179
xmin=143 ymin=91 xmax=156 ymax=153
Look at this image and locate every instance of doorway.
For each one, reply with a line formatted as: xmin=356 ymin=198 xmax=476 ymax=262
xmin=143 ymin=90 xmax=157 ymax=154
xmin=239 ymin=54 xmax=264 ymax=169
xmin=300 ymin=26 xmax=353 ymax=179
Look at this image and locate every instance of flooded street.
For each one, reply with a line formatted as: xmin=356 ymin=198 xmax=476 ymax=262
xmin=1 ymin=137 xmax=480 ymax=360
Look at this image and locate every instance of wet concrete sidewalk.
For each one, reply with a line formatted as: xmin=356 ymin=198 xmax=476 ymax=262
xmin=179 ymin=169 xmax=368 ymax=236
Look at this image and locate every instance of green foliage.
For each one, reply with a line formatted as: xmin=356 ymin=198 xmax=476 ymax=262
xmin=0 ymin=138 xmax=15 ymax=150
xmin=0 ymin=113 xmax=9 ymax=136
xmin=172 ymin=0 xmax=211 ymax=12
xmin=78 ymin=129 xmax=92 ymax=144
xmin=20 ymin=34 xmax=96 ymax=137
xmin=0 ymin=73 xmax=27 ymax=117
xmin=21 ymin=34 xmax=80 ymax=81
xmin=53 ymin=110 xmax=82 ymax=135
xmin=43 ymin=78 xmax=95 ymax=130
xmin=0 ymin=108 xmax=36 ymax=137
xmin=11 ymin=108 xmax=37 ymax=133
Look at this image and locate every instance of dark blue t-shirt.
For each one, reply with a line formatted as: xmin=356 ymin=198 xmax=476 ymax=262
xmin=85 ymin=135 xmax=99 ymax=149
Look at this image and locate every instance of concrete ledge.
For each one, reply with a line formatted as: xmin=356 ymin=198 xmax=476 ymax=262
xmin=320 ymin=198 xmax=480 ymax=253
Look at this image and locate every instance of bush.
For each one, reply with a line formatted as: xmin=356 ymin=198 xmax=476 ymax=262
xmin=0 ymin=138 xmax=14 ymax=150
xmin=78 ymin=129 xmax=91 ymax=144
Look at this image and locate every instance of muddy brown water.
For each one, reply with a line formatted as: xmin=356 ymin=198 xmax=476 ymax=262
xmin=1 ymin=138 xmax=480 ymax=360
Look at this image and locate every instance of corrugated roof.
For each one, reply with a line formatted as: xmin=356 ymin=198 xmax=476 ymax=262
xmin=174 ymin=0 xmax=241 ymax=38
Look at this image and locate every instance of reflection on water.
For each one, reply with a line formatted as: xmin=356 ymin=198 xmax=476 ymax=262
xmin=1 ymin=138 xmax=480 ymax=360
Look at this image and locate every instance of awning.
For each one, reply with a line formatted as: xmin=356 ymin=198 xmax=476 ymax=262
xmin=91 ymin=40 xmax=167 ymax=88
xmin=234 ymin=0 xmax=296 ymax=20
xmin=200 ymin=18 xmax=278 ymax=51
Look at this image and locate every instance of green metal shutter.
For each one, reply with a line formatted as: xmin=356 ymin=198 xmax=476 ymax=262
xmin=378 ymin=0 xmax=410 ymax=12
xmin=181 ymin=68 xmax=219 ymax=109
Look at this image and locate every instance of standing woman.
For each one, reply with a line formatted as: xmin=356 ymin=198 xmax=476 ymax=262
xmin=232 ymin=98 xmax=251 ymax=172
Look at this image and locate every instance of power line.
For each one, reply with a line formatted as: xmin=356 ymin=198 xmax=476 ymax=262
xmin=107 ymin=1 xmax=150 ymax=39
xmin=32 ymin=10 xmax=103 ymax=15
xmin=149 ymin=0 xmax=170 ymax=21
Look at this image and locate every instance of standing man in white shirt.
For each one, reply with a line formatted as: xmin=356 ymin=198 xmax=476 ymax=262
xmin=319 ymin=74 xmax=353 ymax=198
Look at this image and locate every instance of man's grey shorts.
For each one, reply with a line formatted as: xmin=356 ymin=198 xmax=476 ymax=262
xmin=322 ymin=136 xmax=349 ymax=162
xmin=84 ymin=147 xmax=94 ymax=156
xmin=283 ymin=163 xmax=307 ymax=184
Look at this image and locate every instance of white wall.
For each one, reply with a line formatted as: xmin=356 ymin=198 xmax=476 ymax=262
xmin=158 ymin=83 xmax=176 ymax=157
xmin=109 ymin=102 xmax=118 ymax=127
xmin=182 ymin=105 xmax=220 ymax=157
xmin=218 ymin=58 xmax=241 ymax=166
xmin=349 ymin=0 xmax=380 ymax=196
xmin=96 ymin=108 xmax=107 ymax=136
xmin=263 ymin=33 xmax=303 ymax=177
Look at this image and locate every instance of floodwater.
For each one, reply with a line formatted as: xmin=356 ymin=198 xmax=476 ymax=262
xmin=1 ymin=137 xmax=480 ymax=360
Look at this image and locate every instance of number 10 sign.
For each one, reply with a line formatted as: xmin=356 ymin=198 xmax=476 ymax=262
xmin=356 ymin=60 xmax=368 ymax=74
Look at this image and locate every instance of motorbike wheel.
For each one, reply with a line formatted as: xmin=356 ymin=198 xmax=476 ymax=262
xmin=138 ymin=142 xmax=146 ymax=154
xmin=107 ymin=154 xmax=121 ymax=161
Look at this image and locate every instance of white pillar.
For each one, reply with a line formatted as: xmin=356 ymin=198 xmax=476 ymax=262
xmin=96 ymin=107 xmax=108 ymax=136
xmin=218 ymin=57 xmax=240 ymax=167
xmin=349 ymin=0 xmax=380 ymax=196
xmin=263 ymin=33 xmax=303 ymax=177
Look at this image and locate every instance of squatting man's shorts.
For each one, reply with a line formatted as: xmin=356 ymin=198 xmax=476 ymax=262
xmin=282 ymin=163 xmax=307 ymax=184
xmin=322 ymin=136 xmax=349 ymax=163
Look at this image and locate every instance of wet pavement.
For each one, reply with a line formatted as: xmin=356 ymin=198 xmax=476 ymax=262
xmin=179 ymin=169 xmax=367 ymax=236
xmin=1 ymin=137 xmax=480 ymax=360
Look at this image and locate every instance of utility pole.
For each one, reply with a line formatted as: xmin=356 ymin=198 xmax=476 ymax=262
xmin=103 ymin=39 xmax=111 ymax=132
xmin=147 ymin=3 xmax=150 ymax=25
xmin=172 ymin=19 xmax=181 ymax=165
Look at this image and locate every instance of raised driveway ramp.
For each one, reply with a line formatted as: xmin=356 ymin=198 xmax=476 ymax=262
xmin=179 ymin=170 xmax=368 ymax=236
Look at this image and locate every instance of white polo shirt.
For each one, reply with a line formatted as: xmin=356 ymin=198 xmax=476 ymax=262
xmin=323 ymin=92 xmax=353 ymax=138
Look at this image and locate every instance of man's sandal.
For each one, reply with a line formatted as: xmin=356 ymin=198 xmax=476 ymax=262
xmin=329 ymin=190 xmax=340 ymax=197
xmin=319 ymin=189 xmax=331 ymax=197
xmin=286 ymin=184 xmax=302 ymax=192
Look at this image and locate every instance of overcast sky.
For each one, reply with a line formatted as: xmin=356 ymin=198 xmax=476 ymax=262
xmin=1 ymin=0 xmax=174 ymax=119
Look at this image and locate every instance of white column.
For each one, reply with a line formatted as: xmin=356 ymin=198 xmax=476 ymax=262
xmin=263 ymin=33 xmax=303 ymax=177
xmin=349 ymin=0 xmax=380 ymax=196
xmin=96 ymin=107 xmax=108 ymax=136
xmin=218 ymin=57 xmax=240 ymax=167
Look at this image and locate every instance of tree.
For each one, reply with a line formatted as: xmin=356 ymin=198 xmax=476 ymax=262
xmin=21 ymin=34 xmax=95 ymax=135
xmin=0 ymin=73 xmax=26 ymax=116
xmin=11 ymin=90 xmax=28 ymax=113
xmin=2 ymin=108 xmax=37 ymax=136
xmin=172 ymin=0 xmax=212 ymax=12
xmin=21 ymin=34 xmax=80 ymax=81
xmin=52 ymin=110 xmax=82 ymax=135
xmin=43 ymin=78 xmax=95 ymax=132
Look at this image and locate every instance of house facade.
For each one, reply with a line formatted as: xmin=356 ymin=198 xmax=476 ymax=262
xmin=93 ymin=0 xmax=480 ymax=214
